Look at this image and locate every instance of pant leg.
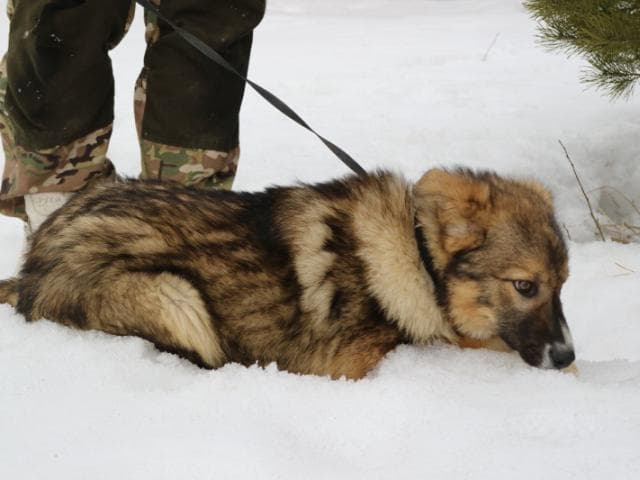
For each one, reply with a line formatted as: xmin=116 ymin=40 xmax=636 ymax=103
xmin=0 ymin=0 xmax=134 ymax=219
xmin=136 ymin=0 xmax=265 ymax=189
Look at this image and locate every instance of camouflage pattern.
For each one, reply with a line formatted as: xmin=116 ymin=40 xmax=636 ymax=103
xmin=1 ymin=0 xmax=262 ymax=219
xmin=140 ymin=140 xmax=239 ymax=189
xmin=133 ymin=70 xmax=148 ymax=140
xmin=0 ymin=21 xmax=118 ymax=219
xmin=0 ymin=93 xmax=116 ymax=220
xmin=135 ymin=65 xmax=239 ymax=189
xmin=0 ymin=45 xmax=115 ymax=219
xmin=144 ymin=0 xmax=161 ymax=45
xmin=0 ymin=51 xmax=115 ymax=219
xmin=0 ymin=0 xmax=128 ymax=219
xmin=135 ymin=0 xmax=240 ymax=189
xmin=0 ymin=55 xmax=24 ymax=219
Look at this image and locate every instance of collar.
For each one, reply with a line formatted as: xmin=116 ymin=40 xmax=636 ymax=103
xmin=414 ymin=220 xmax=448 ymax=308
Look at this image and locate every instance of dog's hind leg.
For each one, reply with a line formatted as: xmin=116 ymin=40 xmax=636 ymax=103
xmin=84 ymin=272 xmax=226 ymax=369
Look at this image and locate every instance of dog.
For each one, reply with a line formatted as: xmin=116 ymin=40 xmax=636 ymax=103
xmin=0 ymin=168 xmax=575 ymax=378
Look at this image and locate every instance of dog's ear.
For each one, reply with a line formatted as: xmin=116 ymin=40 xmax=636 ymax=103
xmin=414 ymin=169 xmax=493 ymax=255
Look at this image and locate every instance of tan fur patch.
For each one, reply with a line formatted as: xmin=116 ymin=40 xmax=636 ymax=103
xmin=152 ymin=274 xmax=225 ymax=366
xmin=281 ymin=199 xmax=338 ymax=329
xmin=456 ymin=335 xmax=511 ymax=352
xmin=93 ymin=273 xmax=225 ymax=367
xmin=448 ymin=279 xmax=498 ymax=340
xmin=0 ymin=279 xmax=18 ymax=307
xmin=352 ymin=176 xmax=455 ymax=343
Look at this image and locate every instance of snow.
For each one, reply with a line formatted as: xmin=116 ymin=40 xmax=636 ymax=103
xmin=1 ymin=1 xmax=639 ymax=478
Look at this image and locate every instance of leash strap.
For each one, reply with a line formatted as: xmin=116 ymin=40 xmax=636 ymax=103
xmin=135 ymin=0 xmax=367 ymax=177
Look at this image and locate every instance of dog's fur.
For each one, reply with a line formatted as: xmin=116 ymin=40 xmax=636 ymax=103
xmin=0 ymin=169 xmax=574 ymax=378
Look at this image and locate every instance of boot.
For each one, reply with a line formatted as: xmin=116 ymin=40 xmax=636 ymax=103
xmin=24 ymin=192 xmax=73 ymax=233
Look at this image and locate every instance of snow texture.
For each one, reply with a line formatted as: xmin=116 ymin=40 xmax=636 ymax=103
xmin=1 ymin=1 xmax=639 ymax=478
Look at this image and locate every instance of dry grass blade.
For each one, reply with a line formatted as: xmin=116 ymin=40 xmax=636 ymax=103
xmin=558 ymin=140 xmax=606 ymax=242
xmin=614 ymin=262 xmax=636 ymax=274
xmin=482 ymin=33 xmax=500 ymax=62
xmin=589 ymin=185 xmax=640 ymax=217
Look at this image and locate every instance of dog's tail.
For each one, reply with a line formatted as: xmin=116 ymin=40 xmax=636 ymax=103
xmin=0 ymin=278 xmax=18 ymax=307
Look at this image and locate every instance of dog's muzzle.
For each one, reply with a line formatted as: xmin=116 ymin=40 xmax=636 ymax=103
xmin=541 ymin=318 xmax=575 ymax=369
xmin=548 ymin=343 xmax=575 ymax=369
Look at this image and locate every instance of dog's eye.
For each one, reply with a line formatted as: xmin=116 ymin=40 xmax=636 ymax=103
xmin=513 ymin=280 xmax=538 ymax=298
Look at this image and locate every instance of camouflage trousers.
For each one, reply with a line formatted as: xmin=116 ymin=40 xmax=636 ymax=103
xmin=0 ymin=0 xmax=265 ymax=219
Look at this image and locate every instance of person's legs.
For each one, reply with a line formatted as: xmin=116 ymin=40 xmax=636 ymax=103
xmin=136 ymin=0 xmax=265 ymax=189
xmin=0 ymin=0 xmax=134 ymax=222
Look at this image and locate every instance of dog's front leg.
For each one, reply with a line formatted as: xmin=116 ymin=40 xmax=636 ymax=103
xmin=320 ymin=325 xmax=401 ymax=380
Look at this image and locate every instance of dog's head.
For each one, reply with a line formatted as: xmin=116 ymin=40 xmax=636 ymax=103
xmin=415 ymin=168 xmax=574 ymax=369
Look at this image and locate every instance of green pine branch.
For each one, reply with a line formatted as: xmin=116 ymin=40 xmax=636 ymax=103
xmin=525 ymin=0 xmax=640 ymax=98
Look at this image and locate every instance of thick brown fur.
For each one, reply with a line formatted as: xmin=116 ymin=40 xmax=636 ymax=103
xmin=0 ymin=169 xmax=572 ymax=378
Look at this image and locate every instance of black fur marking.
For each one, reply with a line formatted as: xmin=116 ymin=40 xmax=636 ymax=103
xmin=15 ymin=279 xmax=39 ymax=321
xmin=445 ymin=246 xmax=485 ymax=280
xmin=547 ymin=218 xmax=569 ymax=272
xmin=329 ymin=289 xmax=346 ymax=320
xmin=365 ymin=296 xmax=390 ymax=326
xmin=238 ymin=190 xmax=295 ymax=271
xmin=63 ymin=301 xmax=89 ymax=328
xmin=228 ymin=188 xmax=305 ymax=360
xmin=414 ymin=224 xmax=448 ymax=307
xmin=551 ymin=294 xmax=566 ymax=341
xmin=0 ymin=178 xmax=11 ymax=195
xmin=311 ymin=178 xmax=352 ymax=200
xmin=323 ymin=210 xmax=357 ymax=255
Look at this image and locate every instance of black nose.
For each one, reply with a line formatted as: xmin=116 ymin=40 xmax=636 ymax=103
xmin=550 ymin=345 xmax=575 ymax=369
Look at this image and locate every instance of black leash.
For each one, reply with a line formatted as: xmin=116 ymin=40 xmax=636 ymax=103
xmin=135 ymin=0 xmax=367 ymax=177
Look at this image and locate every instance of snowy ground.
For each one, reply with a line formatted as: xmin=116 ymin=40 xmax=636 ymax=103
xmin=1 ymin=1 xmax=640 ymax=478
